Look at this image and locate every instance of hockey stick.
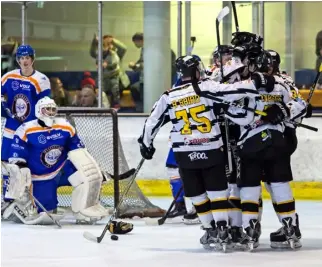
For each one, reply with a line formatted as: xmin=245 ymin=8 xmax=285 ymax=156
xmin=32 ymin=195 xmax=62 ymax=228
xmin=199 ymin=91 xmax=318 ymax=132
xmin=83 ymin=157 xmax=145 ymax=243
xmin=104 ymin=168 xmax=136 ymax=181
xmin=187 ymin=36 xmax=196 ymax=56
xmin=231 ymin=1 xmax=239 ymax=32
xmin=306 ymin=63 xmax=322 ymax=104
xmin=215 ymin=6 xmax=233 ymax=173
xmin=1 ymin=162 xmax=62 ymax=228
xmin=144 ymin=185 xmax=184 ymax=226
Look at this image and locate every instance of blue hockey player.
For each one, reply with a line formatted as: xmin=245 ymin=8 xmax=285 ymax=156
xmin=2 ymin=98 xmax=110 ymax=225
xmin=1 ymin=45 xmax=51 ymax=210
xmin=3 ymin=97 xmax=133 ymax=233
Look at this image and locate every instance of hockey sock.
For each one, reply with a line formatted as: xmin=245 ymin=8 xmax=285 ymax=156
xmin=207 ymin=190 xmax=230 ymax=224
xmin=270 ymin=182 xmax=296 ymax=226
xmin=228 ymin=183 xmax=242 ymax=227
xmin=265 ymin=182 xmax=281 ymax=221
xmin=170 ymin=178 xmax=185 ymax=203
xmin=190 ymin=192 xmax=213 ymax=228
xmin=240 ymin=186 xmax=261 ymax=228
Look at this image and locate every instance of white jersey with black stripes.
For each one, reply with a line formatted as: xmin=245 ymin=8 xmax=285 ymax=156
xmin=141 ymin=78 xmax=259 ymax=153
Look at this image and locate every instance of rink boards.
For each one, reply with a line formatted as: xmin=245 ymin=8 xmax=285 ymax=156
xmin=118 ymin=115 xmax=322 ymax=200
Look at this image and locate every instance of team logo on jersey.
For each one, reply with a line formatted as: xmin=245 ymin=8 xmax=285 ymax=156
xmin=12 ymin=81 xmax=19 ymax=91
xmin=183 ymin=137 xmax=210 ymax=146
xmin=187 ymin=151 xmax=208 ymax=161
xmin=38 ymin=135 xmax=47 ymax=144
xmin=12 ymin=94 xmax=31 ymax=122
xmin=41 ymin=145 xmax=63 ymax=168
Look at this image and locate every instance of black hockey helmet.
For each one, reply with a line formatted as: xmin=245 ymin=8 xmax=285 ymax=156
xmin=175 ymin=55 xmax=203 ymax=80
xmin=212 ymin=45 xmax=233 ymax=59
xmin=255 ymin=50 xmax=274 ymax=73
xmin=231 ymin=31 xmax=263 ymax=47
xmin=266 ymin=49 xmax=281 ymax=72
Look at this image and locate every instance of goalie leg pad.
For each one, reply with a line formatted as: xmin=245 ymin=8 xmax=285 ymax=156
xmin=4 ymin=164 xmax=31 ymax=200
xmin=68 ymin=148 xmax=108 ymax=219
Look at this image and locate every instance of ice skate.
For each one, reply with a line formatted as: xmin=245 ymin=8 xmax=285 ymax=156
xmin=270 ymin=214 xmax=302 ymax=249
xmin=167 ymin=202 xmax=187 ymax=218
xmin=230 ymin=226 xmax=248 ymax=250
xmin=200 ymin=221 xmax=218 ymax=251
xmin=216 ymin=220 xmax=231 ymax=253
xmin=242 ymin=219 xmax=261 ymax=251
xmin=183 ymin=206 xmax=201 ymax=225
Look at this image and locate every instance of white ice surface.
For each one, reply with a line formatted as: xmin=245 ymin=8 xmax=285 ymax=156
xmin=2 ymin=199 xmax=322 ymax=267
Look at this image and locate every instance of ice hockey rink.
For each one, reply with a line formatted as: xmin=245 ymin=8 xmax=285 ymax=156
xmin=2 ymin=199 xmax=322 ymax=267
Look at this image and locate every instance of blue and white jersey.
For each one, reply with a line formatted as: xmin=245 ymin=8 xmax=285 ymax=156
xmin=1 ymin=69 xmax=51 ymax=139
xmin=8 ymin=118 xmax=85 ymax=181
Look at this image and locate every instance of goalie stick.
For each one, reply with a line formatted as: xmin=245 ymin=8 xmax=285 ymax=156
xmin=83 ymin=157 xmax=145 ymax=243
xmin=64 ymin=112 xmax=136 ymax=181
xmin=144 ymin=185 xmax=184 ymax=226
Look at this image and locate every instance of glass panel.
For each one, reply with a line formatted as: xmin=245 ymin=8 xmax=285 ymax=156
xmin=24 ymin=1 xmax=98 ymax=108
xmin=264 ymin=2 xmax=286 ymax=71
xmin=234 ymin=2 xmax=252 ymax=33
xmin=190 ymin=1 xmax=223 ymax=66
xmin=101 ymin=1 xmax=143 ymax=112
xmin=1 ymin=2 xmax=22 ymax=74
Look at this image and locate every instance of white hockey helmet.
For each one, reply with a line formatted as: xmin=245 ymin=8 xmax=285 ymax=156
xmin=35 ymin=97 xmax=58 ymax=127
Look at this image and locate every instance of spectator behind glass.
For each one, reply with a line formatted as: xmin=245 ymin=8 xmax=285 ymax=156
xmin=90 ymin=34 xmax=130 ymax=108
xmin=50 ymin=77 xmax=69 ymax=107
xmin=79 ymin=86 xmax=97 ymax=107
xmin=81 ymin=71 xmax=96 ymax=89
xmin=128 ymin=32 xmax=177 ymax=112
xmin=1 ymin=36 xmax=19 ymax=74
xmin=316 ymin=30 xmax=322 ymax=88
xmin=75 ymin=85 xmax=110 ymax=108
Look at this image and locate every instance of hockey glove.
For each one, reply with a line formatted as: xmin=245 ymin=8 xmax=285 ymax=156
xmin=305 ymin=103 xmax=313 ymax=118
xmin=261 ymin=103 xmax=290 ymax=125
xmin=138 ymin=136 xmax=155 ymax=160
xmin=108 ymin=220 xmax=133 ymax=235
xmin=251 ymin=72 xmax=275 ymax=92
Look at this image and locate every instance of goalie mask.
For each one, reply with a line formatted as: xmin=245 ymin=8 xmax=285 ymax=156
xmin=35 ymin=97 xmax=58 ymax=127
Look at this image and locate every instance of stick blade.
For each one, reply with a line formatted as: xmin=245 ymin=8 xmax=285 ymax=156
xmin=83 ymin=231 xmax=99 ymax=243
xmin=144 ymin=217 xmax=163 ymax=226
xmin=217 ymin=6 xmax=230 ymax=22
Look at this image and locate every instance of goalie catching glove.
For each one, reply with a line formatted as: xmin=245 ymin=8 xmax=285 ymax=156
xmin=108 ymin=220 xmax=133 ymax=234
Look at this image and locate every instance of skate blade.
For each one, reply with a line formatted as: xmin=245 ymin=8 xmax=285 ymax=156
xmin=182 ymin=218 xmax=201 ymax=225
xmin=247 ymin=241 xmax=259 ymax=252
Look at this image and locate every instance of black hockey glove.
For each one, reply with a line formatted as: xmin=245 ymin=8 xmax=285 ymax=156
xmin=305 ymin=103 xmax=313 ymax=118
xmin=261 ymin=103 xmax=290 ymax=125
xmin=233 ymin=43 xmax=263 ymax=62
xmin=251 ymin=72 xmax=275 ymax=92
xmin=231 ymin=31 xmax=263 ymax=47
xmin=108 ymin=221 xmax=133 ymax=235
xmin=138 ymin=136 xmax=155 ymax=160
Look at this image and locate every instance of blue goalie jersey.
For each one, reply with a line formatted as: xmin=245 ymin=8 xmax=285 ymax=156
xmin=8 ymin=118 xmax=85 ymax=181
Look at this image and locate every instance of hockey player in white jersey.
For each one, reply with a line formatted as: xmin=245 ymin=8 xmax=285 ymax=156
xmin=2 ymin=97 xmax=133 ymax=233
xmin=256 ymin=49 xmax=310 ymax=249
xmin=138 ymin=55 xmax=275 ymax=251
xmin=235 ymin=48 xmax=307 ymax=250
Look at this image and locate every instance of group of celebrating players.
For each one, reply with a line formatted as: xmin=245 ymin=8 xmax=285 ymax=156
xmin=138 ymin=30 xmax=312 ymax=252
xmin=1 ymin=27 xmax=313 ymax=252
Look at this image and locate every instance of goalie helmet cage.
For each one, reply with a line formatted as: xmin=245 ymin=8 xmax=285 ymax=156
xmin=1 ymin=108 xmax=165 ymax=218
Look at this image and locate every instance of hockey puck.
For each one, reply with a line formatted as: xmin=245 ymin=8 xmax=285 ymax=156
xmin=111 ymin=235 xmax=118 ymax=241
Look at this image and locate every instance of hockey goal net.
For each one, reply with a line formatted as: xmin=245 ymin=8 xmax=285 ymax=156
xmin=1 ymin=108 xmax=165 ymax=218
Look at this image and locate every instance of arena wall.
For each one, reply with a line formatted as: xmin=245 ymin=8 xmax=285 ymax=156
xmin=119 ymin=115 xmax=322 ymax=200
